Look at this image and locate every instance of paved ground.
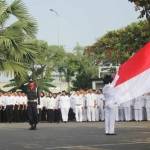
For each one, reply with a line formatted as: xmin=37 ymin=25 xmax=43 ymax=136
xmin=0 ymin=122 xmax=150 ymax=150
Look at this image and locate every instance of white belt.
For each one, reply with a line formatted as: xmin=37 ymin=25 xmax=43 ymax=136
xmin=76 ymin=104 xmax=81 ymax=106
xmin=28 ymin=99 xmax=37 ymax=102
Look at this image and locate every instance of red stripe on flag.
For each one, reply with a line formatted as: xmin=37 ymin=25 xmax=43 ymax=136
xmin=115 ymin=42 xmax=150 ymax=86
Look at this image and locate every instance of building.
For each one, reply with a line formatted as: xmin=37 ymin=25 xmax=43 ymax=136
xmin=92 ymin=62 xmax=119 ymax=90
xmin=49 ymin=71 xmax=68 ymax=92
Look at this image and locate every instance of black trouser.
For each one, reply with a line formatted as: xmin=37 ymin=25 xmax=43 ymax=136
xmin=6 ymin=105 xmax=14 ymax=123
xmin=47 ymin=109 xmax=55 ymax=123
xmin=54 ymin=109 xmax=61 ymax=122
xmin=41 ymin=107 xmax=47 ymax=121
xmin=19 ymin=105 xmax=23 ymax=122
xmin=1 ymin=107 xmax=7 ymax=122
xmin=27 ymin=102 xmax=38 ymax=125
xmin=68 ymin=108 xmax=75 ymax=121
xmin=14 ymin=105 xmax=20 ymax=122
xmin=38 ymin=109 xmax=42 ymax=122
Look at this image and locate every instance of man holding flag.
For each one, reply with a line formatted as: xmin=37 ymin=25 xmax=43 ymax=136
xmin=103 ymin=42 xmax=150 ymax=135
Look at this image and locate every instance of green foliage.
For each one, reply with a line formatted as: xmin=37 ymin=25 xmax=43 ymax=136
xmin=129 ymin=0 xmax=150 ymax=22
xmin=0 ymin=0 xmax=37 ymax=80
xmin=72 ymin=45 xmax=98 ymax=90
xmin=86 ymin=20 xmax=150 ymax=64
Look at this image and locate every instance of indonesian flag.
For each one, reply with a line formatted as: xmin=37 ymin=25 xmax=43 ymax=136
xmin=108 ymin=42 xmax=150 ymax=106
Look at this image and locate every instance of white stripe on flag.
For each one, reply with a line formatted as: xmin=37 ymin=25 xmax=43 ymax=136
xmin=108 ymin=67 xmax=150 ymax=106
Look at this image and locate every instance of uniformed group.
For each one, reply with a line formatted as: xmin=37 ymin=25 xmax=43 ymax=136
xmin=114 ymin=94 xmax=150 ymax=122
xmin=0 ymin=90 xmax=150 ymax=124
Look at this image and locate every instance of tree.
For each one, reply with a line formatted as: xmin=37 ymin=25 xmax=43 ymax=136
xmin=0 ymin=0 xmax=37 ymax=79
xmin=72 ymin=52 xmax=98 ymax=90
xmin=59 ymin=53 xmax=79 ymax=91
xmin=73 ymin=42 xmax=84 ymax=56
xmin=129 ymin=0 xmax=150 ymax=23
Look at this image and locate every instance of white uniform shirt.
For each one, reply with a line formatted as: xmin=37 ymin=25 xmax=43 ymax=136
xmin=70 ymin=94 xmax=76 ymax=109
xmin=6 ymin=96 xmax=15 ymax=106
xmin=122 ymin=101 xmax=132 ymax=108
xmin=22 ymin=96 xmax=27 ymax=105
xmin=144 ymin=95 xmax=150 ymax=108
xmin=86 ymin=93 xmax=96 ymax=107
xmin=74 ymin=95 xmax=84 ymax=107
xmin=0 ymin=96 xmax=6 ymax=107
xmin=37 ymin=98 xmax=43 ymax=109
xmin=47 ymin=97 xmax=56 ymax=109
xmin=97 ymin=94 xmax=104 ymax=109
xmin=14 ymin=96 xmax=20 ymax=105
xmin=0 ymin=96 xmax=3 ymax=106
xmin=59 ymin=95 xmax=70 ymax=109
xmin=54 ymin=97 xmax=59 ymax=109
xmin=41 ymin=96 xmax=48 ymax=109
xmin=102 ymin=84 xmax=117 ymax=107
xmin=134 ymin=96 xmax=144 ymax=109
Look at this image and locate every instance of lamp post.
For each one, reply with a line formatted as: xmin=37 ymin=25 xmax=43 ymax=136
xmin=49 ymin=9 xmax=60 ymax=47
xmin=49 ymin=9 xmax=62 ymax=92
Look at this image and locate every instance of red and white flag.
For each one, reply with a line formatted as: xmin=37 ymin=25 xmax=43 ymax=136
xmin=109 ymin=42 xmax=150 ymax=105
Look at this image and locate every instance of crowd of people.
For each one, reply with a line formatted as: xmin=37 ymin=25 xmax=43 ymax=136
xmin=0 ymin=90 xmax=150 ymax=123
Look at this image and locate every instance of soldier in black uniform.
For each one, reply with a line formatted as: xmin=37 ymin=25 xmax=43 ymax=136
xmin=26 ymin=79 xmax=40 ymax=130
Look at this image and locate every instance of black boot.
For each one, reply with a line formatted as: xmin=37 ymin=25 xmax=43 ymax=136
xmin=32 ymin=124 xmax=37 ymax=130
xmin=29 ymin=124 xmax=34 ymax=130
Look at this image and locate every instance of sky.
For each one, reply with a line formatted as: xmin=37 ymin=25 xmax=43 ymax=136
xmin=16 ymin=0 xmax=140 ymax=51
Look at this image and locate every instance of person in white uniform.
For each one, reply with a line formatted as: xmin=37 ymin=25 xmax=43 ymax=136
xmin=54 ymin=93 xmax=61 ymax=123
xmin=6 ymin=92 xmax=15 ymax=123
xmin=59 ymin=91 xmax=70 ymax=122
xmin=74 ymin=91 xmax=83 ymax=122
xmin=122 ymin=101 xmax=132 ymax=121
xmin=118 ymin=103 xmax=124 ymax=121
xmin=95 ymin=90 xmax=105 ymax=121
xmin=86 ymin=89 xmax=96 ymax=122
xmin=133 ymin=96 xmax=144 ymax=121
xmin=103 ymin=84 xmax=117 ymax=135
xmin=41 ymin=92 xmax=48 ymax=121
xmin=94 ymin=90 xmax=100 ymax=121
xmin=144 ymin=93 xmax=150 ymax=121
xmin=82 ymin=90 xmax=87 ymax=122
xmin=22 ymin=93 xmax=28 ymax=122
xmin=47 ymin=93 xmax=56 ymax=123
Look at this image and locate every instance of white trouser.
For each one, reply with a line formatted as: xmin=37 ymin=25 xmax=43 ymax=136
xmin=105 ymin=107 xmax=116 ymax=134
xmin=134 ymin=109 xmax=142 ymax=121
xmin=124 ymin=107 xmax=131 ymax=121
xmin=75 ymin=106 xmax=83 ymax=122
xmin=119 ymin=108 xmax=124 ymax=121
xmin=145 ymin=107 xmax=150 ymax=121
xmin=99 ymin=107 xmax=104 ymax=121
xmin=95 ymin=107 xmax=100 ymax=121
xmin=115 ymin=106 xmax=119 ymax=121
xmin=82 ymin=108 xmax=87 ymax=121
xmin=61 ymin=108 xmax=69 ymax=122
xmin=87 ymin=107 xmax=95 ymax=121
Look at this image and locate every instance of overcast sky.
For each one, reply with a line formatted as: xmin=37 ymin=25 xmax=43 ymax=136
xmin=18 ymin=0 xmax=140 ymax=51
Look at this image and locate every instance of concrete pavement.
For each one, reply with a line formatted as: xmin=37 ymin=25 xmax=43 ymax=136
xmin=0 ymin=122 xmax=150 ymax=150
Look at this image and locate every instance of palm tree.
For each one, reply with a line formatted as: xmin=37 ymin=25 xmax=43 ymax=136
xmin=0 ymin=0 xmax=37 ymax=79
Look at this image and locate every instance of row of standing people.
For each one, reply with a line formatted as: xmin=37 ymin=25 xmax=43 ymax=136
xmin=37 ymin=90 xmax=150 ymax=122
xmin=39 ymin=90 xmax=104 ymax=123
xmin=0 ymin=91 xmax=150 ymax=123
xmin=0 ymin=90 xmax=104 ymax=123
xmin=0 ymin=92 xmax=27 ymax=122
xmin=115 ymin=93 xmax=150 ymax=121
